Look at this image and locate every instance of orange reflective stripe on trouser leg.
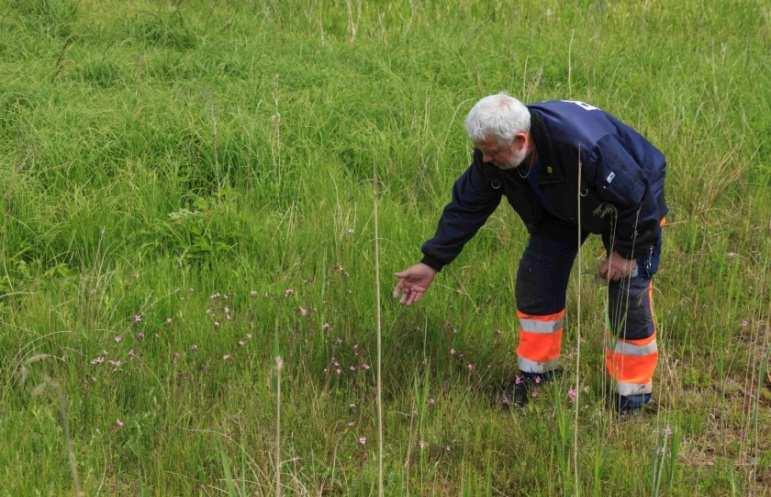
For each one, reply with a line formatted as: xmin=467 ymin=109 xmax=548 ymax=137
xmin=606 ymin=282 xmax=658 ymax=395
xmin=516 ymin=309 xmax=564 ymax=373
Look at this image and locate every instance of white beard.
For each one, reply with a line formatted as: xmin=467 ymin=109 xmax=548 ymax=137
xmin=495 ymin=147 xmax=529 ymax=170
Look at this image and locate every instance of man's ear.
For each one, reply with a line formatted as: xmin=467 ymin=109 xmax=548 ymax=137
xmin=513 ymin=132 xmax=528 ymax=149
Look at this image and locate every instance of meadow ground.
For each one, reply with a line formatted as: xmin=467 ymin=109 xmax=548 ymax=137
xmin=0 ymin=0 xmax=769 ymax=495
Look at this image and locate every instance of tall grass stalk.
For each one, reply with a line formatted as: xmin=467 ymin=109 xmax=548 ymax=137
xmin=33 ymin=376 xmax=83 ymax=497
xmin=573 ymin=148 xmax=582 ymax=497
xmin=373 ymin=166 xmax=384 ymax=497
xmin=275 ymin=355 xmax=284 ymax=497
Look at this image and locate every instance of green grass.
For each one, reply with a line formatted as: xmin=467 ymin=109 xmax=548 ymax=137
xmin=0 ymin=0 xmax=769 ymax=495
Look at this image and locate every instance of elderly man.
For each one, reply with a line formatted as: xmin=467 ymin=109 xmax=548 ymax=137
xmin=393 ymin=94 xmax=667 ymax=413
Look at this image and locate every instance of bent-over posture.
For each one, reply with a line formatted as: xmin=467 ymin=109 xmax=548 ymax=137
xmin=393 ymin=94 xmax=667 ymax=413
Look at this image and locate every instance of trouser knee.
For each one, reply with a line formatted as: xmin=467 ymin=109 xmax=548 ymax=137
xmin=608 ymin=277 xmax=655 ymax=340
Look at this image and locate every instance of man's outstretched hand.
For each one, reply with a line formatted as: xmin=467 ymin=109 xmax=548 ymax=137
xmin=598 ymin=251 xmax=638 ymax=281
xmin=393 ymin=263 xmax=436 ymax=306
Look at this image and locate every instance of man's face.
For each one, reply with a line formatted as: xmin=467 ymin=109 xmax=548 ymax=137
xmin=477 ymin=134 xmax=529 ymax=170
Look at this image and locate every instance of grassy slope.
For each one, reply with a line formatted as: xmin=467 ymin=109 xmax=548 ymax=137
xmin=0 ymin=0 xmax=769 ymax=495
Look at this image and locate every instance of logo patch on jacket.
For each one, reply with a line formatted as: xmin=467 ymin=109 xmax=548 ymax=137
xmin=606 ymin=171 xmax=616 ymax=183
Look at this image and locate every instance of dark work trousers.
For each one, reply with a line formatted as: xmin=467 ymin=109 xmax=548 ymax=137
xmin=514 ymin=217 xmax=662 ymax=396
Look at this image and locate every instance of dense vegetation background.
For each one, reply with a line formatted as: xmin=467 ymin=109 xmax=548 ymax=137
xmin=1 ymin=0 xmax=768 ymax=495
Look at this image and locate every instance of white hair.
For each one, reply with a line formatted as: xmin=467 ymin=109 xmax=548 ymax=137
xmin=464 ymin=93 xmax=531 ymax=145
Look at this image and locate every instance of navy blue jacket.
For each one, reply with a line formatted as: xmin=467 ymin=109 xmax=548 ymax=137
xmin=421 ymin=100 xmax=668 ymax=271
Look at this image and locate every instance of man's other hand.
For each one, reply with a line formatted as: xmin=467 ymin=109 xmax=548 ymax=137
xmin=393 ymin=263 xmax=437 ymax=305
xmin=598 ymin=251 xmax=637 ymax=281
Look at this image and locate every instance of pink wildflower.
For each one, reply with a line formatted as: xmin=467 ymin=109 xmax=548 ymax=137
xmin=568 ymin=387 xmax=578 ymax=403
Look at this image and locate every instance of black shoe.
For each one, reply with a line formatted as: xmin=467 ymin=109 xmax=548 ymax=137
xmin=610 ymin=393 xmax=654 ymax=415
xmin=498 ymin=370 xmax=560 ymax=408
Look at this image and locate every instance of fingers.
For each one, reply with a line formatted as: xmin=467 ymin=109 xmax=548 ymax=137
xmin=394 ymin=283 xmax=426 ymax=306
xmin=598 ymin=260 xmax=609 ymax=280
xmin=404 ymin=287 xmax=424 ymax=306
xmin=409 ymin=289 xmax=425 ymax=305
xmin=600 ymin=263 xmax=632 ymax=281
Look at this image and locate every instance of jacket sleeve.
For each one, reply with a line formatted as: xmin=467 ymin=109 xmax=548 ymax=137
xmin=421 ymin=155 xmax=502 ymax=271
xmin=592 ymin=135 xmax=661 ymax=259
